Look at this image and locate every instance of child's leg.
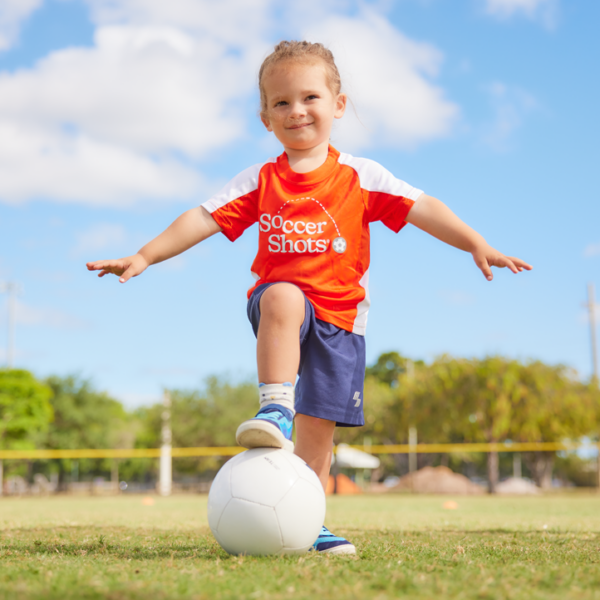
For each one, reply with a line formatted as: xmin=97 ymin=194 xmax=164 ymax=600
xmin=295 ymin=415 xmax=356 ymax=555
xmin=236 ymin=283 xmax=304 ymax=451
xmin=256 ymin=283 xmax=305 ymax=383
xmin=294 ymin=414 xmax=335 ymax=490
xmin=239 ymin=281 xmax=357 ymax=554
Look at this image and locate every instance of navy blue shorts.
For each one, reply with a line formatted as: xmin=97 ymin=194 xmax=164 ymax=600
xmin=247 ymin=282 xmax=366 ymax=427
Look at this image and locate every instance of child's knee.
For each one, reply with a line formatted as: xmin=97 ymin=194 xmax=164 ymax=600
xmin=260 ymin=283 xmax=305 ymax=321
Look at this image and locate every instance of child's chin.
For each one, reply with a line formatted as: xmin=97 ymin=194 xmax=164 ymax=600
xmin=285 ymin=136 xmax=324 ymax=149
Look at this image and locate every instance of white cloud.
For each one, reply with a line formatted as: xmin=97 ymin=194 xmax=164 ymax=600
xmin=72 ymin=222 xmax=128 ymax=255
xmin=85 ymin=0 xmax=273 ymax=47
xmin=438 ymin=290 xmax=476 ymax=306
xmin=481 ymin=82 xmax=537 ymax=151
xmin=0 ymin=0 xmax=275 ymax=206
xmin=0 ymin=26 xmax=253 ymax=156
xmin=0 ymin=257 xmax=9 ymax=278
xmin=0 ymin=120 xmax=203 ymax=206
xmin=303 ymin=9 xmax=458 ymax=151
xmin=14 ymin=300 xmax=89 ymax=329
xmin=0 ymin=23 xmax=256 ymax=205
xmin=0 ymin=0 xmax=43 ymax=51
xmin=72 ymin=222 xmax=151 ymax=260
xmin=584 ymin=243 xmax=600 ymax=258
xmin=26 ymin=269 xmax=71 ymax=284
xmin=155 ymin=254 xmax=186 ymax=272
xmin=483 ymin=0 xmax=558 ymax=28
xmin=579 ymin=306 xmax=600 ymax=326
xmin=0 ymin=0 xmax=458 ymax=205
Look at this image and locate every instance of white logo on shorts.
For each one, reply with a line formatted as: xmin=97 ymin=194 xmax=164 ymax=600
xmin=353 ymin=391 xmax=361 ymax=407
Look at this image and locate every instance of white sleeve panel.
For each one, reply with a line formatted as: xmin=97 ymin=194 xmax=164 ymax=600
xmin=201 ymin=158 xmax=276 ymax=213
xmin=338 ymin=153 xmax=423 ymax=201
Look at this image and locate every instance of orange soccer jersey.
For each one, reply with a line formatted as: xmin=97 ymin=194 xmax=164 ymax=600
xmin=202 ymin=145 xmax=423 ymax=335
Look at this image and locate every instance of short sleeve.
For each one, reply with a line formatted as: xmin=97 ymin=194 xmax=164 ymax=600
xmin=201 ymin=163 xmax=267 ymax=241
xmin=337 ymin=154 xmax=423 ymax=233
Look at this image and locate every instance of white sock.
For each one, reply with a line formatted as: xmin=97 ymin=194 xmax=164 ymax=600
xmin=258 ymin=382 xmax=295 ymax=414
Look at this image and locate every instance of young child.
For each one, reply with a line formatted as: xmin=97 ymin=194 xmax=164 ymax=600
xmin=87 ymin=41 xmax=531 ymax=554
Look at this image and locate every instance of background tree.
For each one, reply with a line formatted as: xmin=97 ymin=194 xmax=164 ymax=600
xmin=509 ymin=362 xmax=599 ymax=488
xmin=0 ymin=369 xmax=53 ymax=450
xmin=0 ymin=369 xmax=53 ymax=485
xmin=342 ymin=353 xmax=600 ymax=491
xmin=41 ymin=375 xmax=131 ymax=487
xmin=134 ymin=376 xmax=258 ymax=478
xmin=365 ymin=351 xmax=424 ymax=388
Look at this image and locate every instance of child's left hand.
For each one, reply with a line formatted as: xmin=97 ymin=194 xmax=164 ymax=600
xmin=406 ymin=194 xmax=532 ymax=281
xmin=472 ymin=243 xmax=532 ymax=281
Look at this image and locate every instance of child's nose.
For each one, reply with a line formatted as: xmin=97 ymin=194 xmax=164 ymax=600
xmin=289 ymin=102 xmax=307 ymax=119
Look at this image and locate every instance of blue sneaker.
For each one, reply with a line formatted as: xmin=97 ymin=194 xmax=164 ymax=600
xmin=311 ymin=526 xmax=356 ymax=555
xmin=235 ymin=404 xmax=294 ymax=452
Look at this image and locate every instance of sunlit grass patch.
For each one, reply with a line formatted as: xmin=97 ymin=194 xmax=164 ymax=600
xmin=0 ymin=494 xmax=599 ymax=599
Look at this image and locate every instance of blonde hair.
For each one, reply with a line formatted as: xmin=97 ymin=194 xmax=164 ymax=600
xmin=258 ymin=41 xmax=342 ymax=115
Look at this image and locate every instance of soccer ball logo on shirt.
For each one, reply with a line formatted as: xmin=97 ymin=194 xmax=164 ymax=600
xmin=259 ymin=198 xmax=347 ymax=254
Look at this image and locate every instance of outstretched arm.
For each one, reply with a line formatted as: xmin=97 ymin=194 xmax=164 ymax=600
xmin=405 ymin=194 xmax=532 ymax=280
xmin=86 ymin=206 xmax=222 ymax=283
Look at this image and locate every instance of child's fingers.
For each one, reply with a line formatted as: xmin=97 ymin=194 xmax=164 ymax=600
xmin=508 ymin=256 xmax=533 ymax=271
xmin=87 ymin=259 xmax=127 ymax=272
xmin=88 ymin=255 xmax=146 ymax=283
xmin=89 ymin=260 xmax=127 ymax=276
xmin=119 ymin=265 xmax=140 ymax=283
xmin=474 ymin=255 xmax=493 ymax=281
xmin=494 ymin=256 xmax=519 ymax=274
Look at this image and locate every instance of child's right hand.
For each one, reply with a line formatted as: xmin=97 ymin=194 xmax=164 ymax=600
xmin=86 ymin=253 xmax=149 ymax=283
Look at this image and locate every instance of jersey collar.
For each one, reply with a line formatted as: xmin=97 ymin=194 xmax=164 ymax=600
xmin=276 ymin=145 xmax=340 ymax=186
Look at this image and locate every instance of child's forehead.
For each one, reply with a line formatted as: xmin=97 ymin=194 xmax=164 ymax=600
xmin=262 ymin=60 xmax=329 ymax=90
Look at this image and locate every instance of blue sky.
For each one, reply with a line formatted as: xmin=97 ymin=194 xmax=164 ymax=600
xmin=0 ymin=0 xmax=598 ymax=407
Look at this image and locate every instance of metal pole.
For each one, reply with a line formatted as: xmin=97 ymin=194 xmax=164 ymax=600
xmin=159 ymin=391 xmax=172 ymax=496
xmin=112 ymin=460 xmax=119 ymax=494
xmin=587 ymin=283 xmax=599 ymax=383
xmin=0 ymin=282 xmax=19 ymax=368
xmin=513 ymin=452 xmax=522 ymax=479
xmin=585 ymin=284 xmax=600 ymax=492
xmin=597 ymin=443 xmax=600 ymax=494
xmin=7 ymin=283 xmax=16 ymax=369
xmin=408 ymin=426 xmax=417 ymax=473
xmin=406 ymin=360 xmax=417 ymax=474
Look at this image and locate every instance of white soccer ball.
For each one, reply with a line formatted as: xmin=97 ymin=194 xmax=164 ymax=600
xmin=332 ymin=237 xmax=347 ymax=254
xmin=207 ymin=448 xmax=326 ymax=555
xmin=331 ymin=237 xmax=348 ymax=254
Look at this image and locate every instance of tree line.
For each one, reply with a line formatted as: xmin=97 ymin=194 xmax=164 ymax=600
xmin=0 ymin=353 xmax=598 ymax=492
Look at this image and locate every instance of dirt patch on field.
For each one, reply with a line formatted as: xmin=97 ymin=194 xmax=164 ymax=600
xmin=388 ymin=466 xmax=485 ymax=495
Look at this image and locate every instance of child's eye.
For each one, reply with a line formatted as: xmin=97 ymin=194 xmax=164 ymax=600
xmin=274 ymin=100 xmax=288 ymax=107
xmin=306 ymin=95 xmax=319 ymax=101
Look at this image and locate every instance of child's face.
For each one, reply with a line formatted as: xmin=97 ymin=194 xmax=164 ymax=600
xmin=260 ymin=61 xmax=346 ymax=152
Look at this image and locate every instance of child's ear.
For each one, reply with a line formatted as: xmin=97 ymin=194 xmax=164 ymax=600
xmin=261 ymin=113 xmax=273 ymax=132
xmin=334 ymin=93 xmax=347 ymax=119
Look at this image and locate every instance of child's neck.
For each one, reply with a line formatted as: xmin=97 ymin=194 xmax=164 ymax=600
xmin=284 ymin=141 xmax=330 ymax=174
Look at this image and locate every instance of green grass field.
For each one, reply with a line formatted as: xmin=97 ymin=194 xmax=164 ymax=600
xmin=1 ymin=493 xmax=599 ymax=600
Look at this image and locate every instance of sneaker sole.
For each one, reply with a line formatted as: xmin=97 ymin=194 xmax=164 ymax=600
xmin=319 ymin=543 xmax=356 ymax=555
xmin=236 ymin=420 xmax=294 ymax=453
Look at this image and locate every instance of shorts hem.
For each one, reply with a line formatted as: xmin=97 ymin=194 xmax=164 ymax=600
xmin=295 ymin=408 xmax=365 ymax=428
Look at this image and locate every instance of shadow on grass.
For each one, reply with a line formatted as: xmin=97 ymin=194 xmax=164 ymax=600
xmin=2 ymin=525 xmax=599 ymax=563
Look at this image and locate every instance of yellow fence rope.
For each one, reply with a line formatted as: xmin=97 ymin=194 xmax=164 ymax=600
xmin=0 ymin=441 xmax=598 ymax=460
